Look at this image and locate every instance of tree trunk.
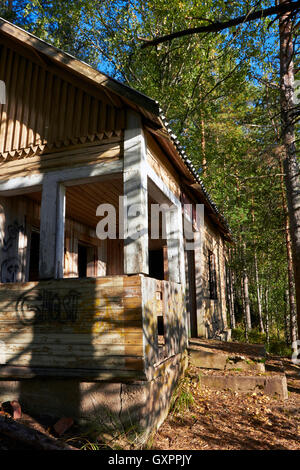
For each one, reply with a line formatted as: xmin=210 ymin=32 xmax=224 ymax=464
xmin=229 ymin=270 xmax=236 ymax=329
xmin=241 ymin=275 xmax=248 ymax=341
xmin=241 ymin=242 xmax=252 ymax=331
xmin=279 ymin=159 xmax=298 ymax=343
xmin=0 ymin=416 xmax=78 ymax=450
xmin=284 ymin=288 xmax=291 ymax=345
xmin=200 ymin=112 xmax=207 ymax=177
xmin=279 ymin=0 xmax=300 ymax=336
xmin=265 ymin=287 xmax=270 ymax=345
xmin=254 ymin=252 xmax=264 ymax=333
xmin=243 ymin=270 xmax=252 ymax=331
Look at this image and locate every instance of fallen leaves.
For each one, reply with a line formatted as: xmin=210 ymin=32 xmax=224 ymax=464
xmin=151 ymin=364 xmax=300 ymax=451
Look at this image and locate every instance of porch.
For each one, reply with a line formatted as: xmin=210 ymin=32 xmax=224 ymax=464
xmin=0 ymin=275 xmax=186 ymax=381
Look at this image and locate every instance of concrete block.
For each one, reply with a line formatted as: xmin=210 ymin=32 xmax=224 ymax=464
xmin=226 ymin=359 xmax=265 ymax=373
xmin=199 ymin=374 xmax=288 ymax=400
xmin=189 ymin=349 xmax=227 ymax=370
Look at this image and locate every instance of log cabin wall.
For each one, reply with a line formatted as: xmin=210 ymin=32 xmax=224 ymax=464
xmin=0 ymin=275 xmax=144 ymax=379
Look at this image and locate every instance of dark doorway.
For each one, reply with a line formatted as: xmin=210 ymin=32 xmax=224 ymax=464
xmin=186 ymin=249 xmax=198 ymax=337
xmin=149 ymin=248 xmax=164 ymax=280
xmin=28 ymin=231 xmax=40 ymax=281
xmin=78 ymin=243 xmax=88 ymax=278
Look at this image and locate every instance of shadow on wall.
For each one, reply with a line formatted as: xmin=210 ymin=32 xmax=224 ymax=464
xmin=0 ymin=274 xmax=187 ymax=441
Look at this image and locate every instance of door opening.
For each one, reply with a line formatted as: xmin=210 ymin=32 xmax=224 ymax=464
xmin=28 ymin=230 xmax=40 ymax=281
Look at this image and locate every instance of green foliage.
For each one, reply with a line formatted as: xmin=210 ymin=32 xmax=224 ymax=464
xmin=267 ymin=341 xmax=292 ymax=358
xmin=232 ymin=326 xmax=266 ymax=345
xmin=232 ymin=325 xmax=292 ymax=357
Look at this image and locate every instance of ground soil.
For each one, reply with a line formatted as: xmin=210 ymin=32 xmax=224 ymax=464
xmin=1 ymin=340 xmax=300 ymax=451
xmin=150 ymin=341 xmax=300 ymax=450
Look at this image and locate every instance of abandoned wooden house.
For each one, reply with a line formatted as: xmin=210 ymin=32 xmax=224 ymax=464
xmin=0 ymin=18 xmax=231 ymax=433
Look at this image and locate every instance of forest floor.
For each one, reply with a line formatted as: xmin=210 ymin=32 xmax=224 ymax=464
xmin=150 ymin=343 xmax=300 ymax=450
xmin=0 ymin=341 xmax=300 ymax=450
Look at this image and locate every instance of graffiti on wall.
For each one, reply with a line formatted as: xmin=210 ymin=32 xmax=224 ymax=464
xmin=1 ymin=257 xmax=22 ymax=283
xmin=1 ymin=221 xmax=24 ymax=283
xmin=16 ymin=289 xmax=81 ymax=325
xmin=2 ymin=221 xmax=24 ymax=252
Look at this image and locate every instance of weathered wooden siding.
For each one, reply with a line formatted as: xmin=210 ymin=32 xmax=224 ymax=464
xmin=0 ymin=40 xmax=125 ymax=161
xmin=0 ymin=138 xmax=122 ymax=181
xmin=0 ymin=275 xmax=144 ymax=374
xmin=0 ymin=274 xmax=186 ymax=377
xmin=142 ymin=277 xmax=186 ymax=376
xmin=196 ymin=214 xmax=227 ymax=338
xmin=146 ymin=131 xmax=181 ymax=199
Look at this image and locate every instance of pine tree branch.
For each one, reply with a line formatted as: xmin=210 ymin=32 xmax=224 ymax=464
xmin=139 ymin=1 xmax=300 ymax=48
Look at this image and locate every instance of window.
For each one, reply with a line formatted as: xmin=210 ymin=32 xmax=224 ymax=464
xmin=28 ymin=230 xmax=40 ymax=281
xmin=208 ymin=251 xmax=217 ymax=300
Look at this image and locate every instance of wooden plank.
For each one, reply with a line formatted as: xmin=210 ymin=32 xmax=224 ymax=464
xmin=0 ymin=47 xmax=13 ymax=153
xmin=19 ymin=59 xmax=33 ymax=149
xmin=34 ymin=66 xmax=46 ymax=145
xmin=42 ymin=71 xmax=53 ymax=143
xmin=65 ymin=83 xmax=75 ymax=139
xmin=5 ymin=50 xmax=18 ymax=150
xmin=12 ymin=55 xmax=26 ymax=150
xmin=0 ymin=331 xmax=143 ymax=345
xmin=0 ymin=275 xmax=144 ymax=371
xmin=73 ymin=87 xmax=83 ymax=138
xmin=27 ymin=62 xmax=39 ymax=146
xmin=3 ymin=342 xmax=143 ymax=356
xmin=0 ymin=365 xmax=146 ymax=381
xmin=58 ymin=80 xmax=68 ymax=142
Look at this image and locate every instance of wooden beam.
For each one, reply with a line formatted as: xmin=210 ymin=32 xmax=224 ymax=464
xmin=0 ymin=159 xmax=123 ymax=196
xmin=39 ymin=177 xmax=65 ymax=279
xmin=123 ymin=110 xmax=149 ymax=275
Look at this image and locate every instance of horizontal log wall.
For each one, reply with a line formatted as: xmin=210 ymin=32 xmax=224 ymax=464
xmin=0 ymin=275 xmax=144 ymax=375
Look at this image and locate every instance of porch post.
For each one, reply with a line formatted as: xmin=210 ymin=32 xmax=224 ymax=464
xmin=166 ymin=205 xmax=185 ymax=284
xmin=123 ymin=109 xmax=148 ymax=275
xmin=39 ymin=175 xmax=66 ymax=279
xmin=194 ymin=218 xmax=206 ymax=337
